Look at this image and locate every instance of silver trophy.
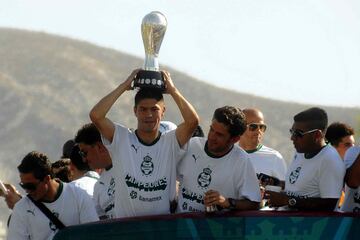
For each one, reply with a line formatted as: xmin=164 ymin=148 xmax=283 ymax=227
xmin=133 ymin=11 xmax=167 ymax=90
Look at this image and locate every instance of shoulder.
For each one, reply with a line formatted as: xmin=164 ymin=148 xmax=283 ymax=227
xmin=344 ymin=146 xmax=360 ymax=168
xmin=231 ymin=145 xmax=251 ymax=162
xmin=321 ymin=145 xmax=342 ymax=160
xmin=319 ymin=145 xmax=344 ymax=167
xmin=259 ymin=145 xmax=283 ymax=158
xmin=187 ymin=137 xmax=206 ymax=151
xmin=64 ymin=182 xmax=87 ymax=197
xmin=12 ymin=196 xmax=33 ymax=212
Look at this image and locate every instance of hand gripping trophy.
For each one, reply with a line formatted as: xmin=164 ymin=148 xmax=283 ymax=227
xmin=133 ymin=11 xmax=167 ymax=90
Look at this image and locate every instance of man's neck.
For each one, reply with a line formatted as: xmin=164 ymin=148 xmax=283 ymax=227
xmin=72 ymin=170 xmax=86 ymax=181
xmin=136 ymin=129 xmax=161 ymax=145
xmin=205 ymin=141 xmax=234 ymax=158
xmin=239 ymin=141 xmax=259 ymax=151
xmin=42 ymin=179 xmax=60 ymax=202
xmin=304 ymin=143 xmax=327 ymax=159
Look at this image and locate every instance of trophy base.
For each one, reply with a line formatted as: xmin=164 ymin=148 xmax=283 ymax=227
xmin=133 ymin=70 xmax=165 ymax=91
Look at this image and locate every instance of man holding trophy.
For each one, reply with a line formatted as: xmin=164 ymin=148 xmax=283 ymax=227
xmin=89 ymin=11 xmax=199 ymax=218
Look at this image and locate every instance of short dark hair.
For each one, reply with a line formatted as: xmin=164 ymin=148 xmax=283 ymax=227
xmin=70 ymin=145 xmax=90 ymax=172
xmin=192 ymin=125 xmax=205 ymax=138
xmin=75 ymin=123 xmax=101 ymax=145
xmin=134 ymin=88 xmax=163 ymax=107
xmin=293 ymin=107 xmax=328 ymax=131
xmin=18 ymin=151 xmax=54 ymax=180
xmin=52 ymin=158 xmax=71 ymax=183
xmin=212 ymin=106 xmax=247 ymax=137
xmin=62 ymin=139 xmax=75 ymax=159
xmin=325 ymin=122 xmax=354 ymax=146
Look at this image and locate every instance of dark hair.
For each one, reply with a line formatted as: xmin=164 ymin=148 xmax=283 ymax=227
xmin=325 ymin=122 xmax=354 ymax=146
xmin=212 ymin=106 xmax=247 ymax=137
xmin=192 ymin=125 xmax=205 ymax=138
xmin=134 ymin=88 xmax=163 ymax=107
xmin=52 ymin=158 xmax=71 ymax=182
xmin=70 ymin=145 xmax=90 ymax=172
xmin=75 ymin=123 xmax=101 ymax=145
xmin=18 ymin=151 xmax=54 ymax=180
xmin=293 ymin=107 xmax=328 ymax=131
xmin=62 ymin=139 xmax=75 ymax=159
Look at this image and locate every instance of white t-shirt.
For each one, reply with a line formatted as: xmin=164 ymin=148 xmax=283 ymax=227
xmin=93 ymin=167 xmax=116 ymax=219
xmin=159 ymin=121 xmax=177 ymax=133
xmin=177 ymin=137 xmax=261 ymax=213
xmin=340 ymin=146 xmax=360 ymax=213
xmin=285 ymin=144 xmax=345 ymax=199
xmin=246 ymin=145 xmax=287 ymax=181
xmin=70 ymin=171 xmax=99 ymax=198
xmin=102 ymin=123 xmax=185 ymax=218
xmin=7 ymin=182 xmax=99 ymax=240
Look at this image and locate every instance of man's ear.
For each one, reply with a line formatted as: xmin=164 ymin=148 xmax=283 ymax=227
xmin=162 ymin=105 xmax=166 ymax=118
xmin=230 ymin=136 xmax=241 ymax=145
xmin=44 ymin=175 xmax=51 ymax=183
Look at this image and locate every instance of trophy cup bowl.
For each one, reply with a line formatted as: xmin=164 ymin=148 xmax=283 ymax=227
xmin=134 ymin=11 xmax=167 ymax=90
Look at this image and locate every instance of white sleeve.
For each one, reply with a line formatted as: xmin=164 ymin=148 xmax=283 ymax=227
xmin=7 ymin=203 xmax=30 ymax=240
xmin=77 ymin=187 xmax=99 ymax=223
xmin=344 ymin=146 xmax=360 ymax=169
xmin=101 ymin=123 xmax=127 ymax=156
xmin=319 ymin=155 xmax=346 ymax=198
xmin=236 ymin=156 xmax=261 ymax=202
xmin=273 ymin=152 xmax=287 ymax=181
xmin=93 ymin=182 xmax=105 ymax=218
xmin=163 ymin=129 xmax=187 ymax=161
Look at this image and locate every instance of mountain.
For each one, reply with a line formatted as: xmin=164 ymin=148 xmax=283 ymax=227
xmin=0 ymin=28 xmax=359 ymax=230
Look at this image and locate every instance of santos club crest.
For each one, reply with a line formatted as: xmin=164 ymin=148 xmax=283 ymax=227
xmin=141 ymin=155 xmax=154 ymax=176
xmin=197 ymin=168 xmax=212 ymax=189
xmin=289 ymin=167 xmax=301 ymax=184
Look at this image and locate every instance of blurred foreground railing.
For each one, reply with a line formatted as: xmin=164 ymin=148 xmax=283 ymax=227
xmin=53 ymin=210 xmax=360 ymax=239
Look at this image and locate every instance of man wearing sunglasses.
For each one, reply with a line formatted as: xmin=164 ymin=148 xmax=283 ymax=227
xmin=7 ymin=151 xmax=98 ymax=240
xmin=90 ymin=69 xmax=199 ymax=218
xmin=265 ymin=107 xmax=345 ymax=211
xmin=75 ymin=123 xmax=115 ymax=220
xmin=238 ymin=109 xmax=287 ymax=186
xmin=177 ymin=106 xmax=261 ymax=213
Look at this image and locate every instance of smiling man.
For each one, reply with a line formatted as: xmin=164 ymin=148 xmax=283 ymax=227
xmin=177 ymin=106 xmax=261 ymax=213
xmin=7 ymin=151 xmax=98 ymax=240
xmin=265 ymin=107 xmax=345 ymax=211
xmin=90 ymin=69 xmax=199 ymax=218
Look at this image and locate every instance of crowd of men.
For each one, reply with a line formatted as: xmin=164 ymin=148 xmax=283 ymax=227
xmin=0 ymin=69 xmax=359 ymax=240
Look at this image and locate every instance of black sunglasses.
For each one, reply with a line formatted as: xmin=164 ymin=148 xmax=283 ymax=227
xmin=289 ymin=128 xmax=319 ymax=138
xmin=78 ymin=150 xmax=87 ymax=158
xmin=19 ymin=181 xmax=42 ymax=191
xmin=248 ymin=123 xmax=267 ymax=132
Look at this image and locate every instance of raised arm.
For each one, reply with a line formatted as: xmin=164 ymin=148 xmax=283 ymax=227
xmin=89 ymin=69 xmax=139 ymax=142
xmin=162 ymin=71 xmax=199 ymax=147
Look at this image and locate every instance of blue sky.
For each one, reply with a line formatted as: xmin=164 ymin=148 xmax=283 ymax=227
xmin=1 ymin=0 xmax=359 ymax=107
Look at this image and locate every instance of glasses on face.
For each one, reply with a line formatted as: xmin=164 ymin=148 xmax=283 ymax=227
xmin=248 ymin=123 xmax=267 ymax=132
xmin=19 ymin=181 xmax=42 ymax=191
xmin=78 ymin=150 xmax=87 ymax=158
xmin=341 ymin=142 xmax=355 ymax=148
xmin=290 ymin=128 xmax=319 ymax=138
